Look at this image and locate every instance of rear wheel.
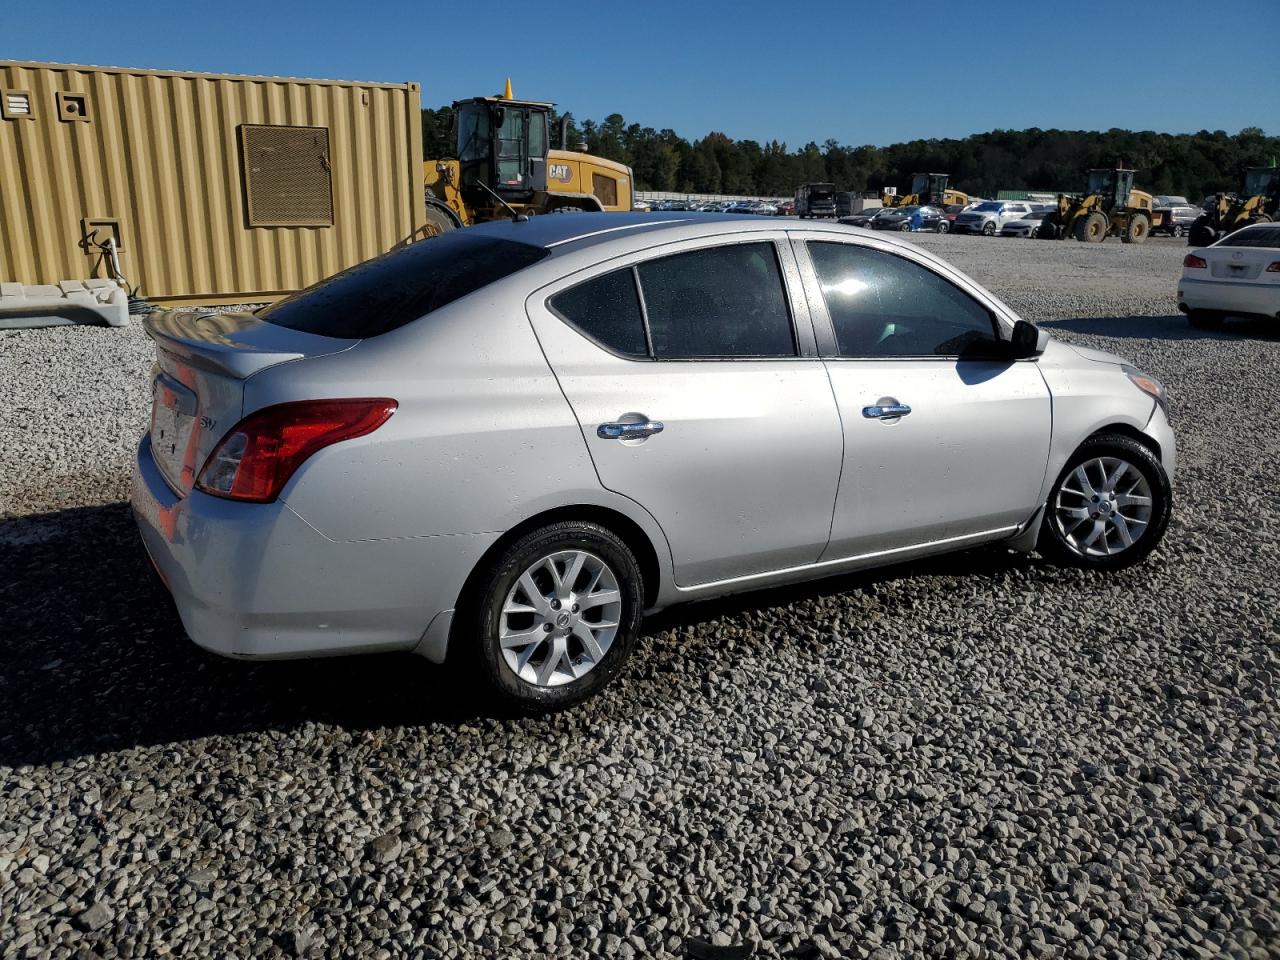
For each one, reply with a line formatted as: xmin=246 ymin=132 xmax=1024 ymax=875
xmin=1123 ymin=212 xmax=1150 ymax=244
xmin=1170 ymin=224 xmax=1185 ymax=238
xmin=936 ymin=220 xmax=949 ymax=233
xmin=469 ymin=521 xmax=644 ymax=712
xmin=1187 ymin=309 xmax=1223 ymax=330
xmin=1039 ymin=220 xmax=1060 ymax=240
xmin=1038 ymin=434 xmax=1171 ymax=571
xmin=982 ymin=221 xmax=996 ymax=236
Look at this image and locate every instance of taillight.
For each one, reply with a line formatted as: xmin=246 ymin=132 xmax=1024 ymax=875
xmin=1183 ymin=254 xmax=1207 ymax=269
xmin=196 ymin=398 xmax=397 ymax=503
xmin=1267 ymin=261 xmax=1280 ymax=273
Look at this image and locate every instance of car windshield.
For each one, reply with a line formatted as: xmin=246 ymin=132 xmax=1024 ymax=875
xmin=259 ymin=233 xmax=549 ymax=338
xmin=1216 ymin=226 xmax=1280 ymax=249
xmin=974 ymin=202 xmax=1003 ymax=212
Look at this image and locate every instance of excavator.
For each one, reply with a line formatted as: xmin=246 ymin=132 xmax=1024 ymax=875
xmin=422 ymin=80 xmax=634 ymax=234
xmin=1187 ymin=166 xmax=1279 ymax=246
xmin=1038 ymin=167 xmax=1160 ymax=243
xmin=882 ymin=173 xmax=969 ymax=208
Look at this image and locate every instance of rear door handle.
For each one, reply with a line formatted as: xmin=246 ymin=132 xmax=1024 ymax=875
xmin=598 ymin=419 xmax=665 ymax=440
xmin=862 ymin=403 xmax=912 ymax=420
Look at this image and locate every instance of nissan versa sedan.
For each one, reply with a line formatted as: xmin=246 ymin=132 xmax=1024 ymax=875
xmin=133 ymin=214 xmax=1175 ymax=711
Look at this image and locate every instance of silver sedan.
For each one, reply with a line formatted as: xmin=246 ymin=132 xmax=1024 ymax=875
xmin=132 ymin=214 xmax=1176 ymax=711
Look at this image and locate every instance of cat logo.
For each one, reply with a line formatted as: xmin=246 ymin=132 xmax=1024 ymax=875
xmin=549 ymin=163 xmax=573 ymax=184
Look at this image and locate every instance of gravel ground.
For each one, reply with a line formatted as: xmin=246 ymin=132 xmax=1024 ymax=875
xmin=2 ymin=235 xmax=1279 ymax=959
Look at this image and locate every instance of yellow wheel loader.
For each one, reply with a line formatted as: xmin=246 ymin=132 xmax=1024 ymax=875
xmin=882 ymin=172 xmax=969 ymax=209
xmin=1039 ymin=168 xmax=1161 ymax=244
xmin=422 ymin=80 xmax=634 ymax=234
xmin=1188 ymin=166 xmax=1279 ymax=247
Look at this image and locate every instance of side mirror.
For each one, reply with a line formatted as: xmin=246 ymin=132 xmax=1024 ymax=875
xmin=1010 ymin=319 xmax=1047 ymax=359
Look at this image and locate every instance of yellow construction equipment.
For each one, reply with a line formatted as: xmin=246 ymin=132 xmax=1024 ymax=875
xmin=883 ymin=173 xmax=969 ymax=208
xmin=1039 ymin=167 xmax=1161 ymax=244
xmin=423 ymin=79 xmax=634 ymax=232
xmin=1188 ymin=166 xmax=1279 ymax=246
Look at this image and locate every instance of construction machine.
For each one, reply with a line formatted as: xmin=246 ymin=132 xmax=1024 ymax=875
xmin=1038 ymin=167 xmax=1161 ymax=243
xmin=422 ymin=80 xmax=634 ymax=233
xmin=1187 ymin=166 xmax=1279 ymax=246
xmin=882 ymin=172 xmax=969 ymax=208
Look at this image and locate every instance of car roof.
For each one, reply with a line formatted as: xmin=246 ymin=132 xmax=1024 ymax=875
xmin=462 ymin=211 xmax=816 ymax=252
xmin=459 ymin=210 xmax=940 ymax=263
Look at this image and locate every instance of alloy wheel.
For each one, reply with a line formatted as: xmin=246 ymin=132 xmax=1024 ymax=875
xmin=1053 ymin=457 xmax=1153 ymax=558
xmin=499 ymin=550 xmax=622 ymax=687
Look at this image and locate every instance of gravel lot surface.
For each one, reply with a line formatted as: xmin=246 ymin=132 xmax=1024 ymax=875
xmin=2 ymin=235 xmax=1278 ymax=959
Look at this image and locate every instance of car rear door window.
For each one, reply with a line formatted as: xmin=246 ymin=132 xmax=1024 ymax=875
xmin=549 ymin=268 xmax=648 ymax=358
xmin=259 ymin=233 xmax=549 ymax=339
xmin=636 ymin=243 xmax=795 ymax=358
xmin=807 ymin=241 xmax=999 ymax=358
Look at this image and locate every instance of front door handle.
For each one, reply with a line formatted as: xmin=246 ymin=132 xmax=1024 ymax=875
xmin=862 ymin=403 xmax=912 ymax=420
xmin=598 ymin=419 xmax=665 ymax=440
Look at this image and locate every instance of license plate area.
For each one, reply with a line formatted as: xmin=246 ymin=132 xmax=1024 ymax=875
xmin=150 ymin=373 xmax=199 ymax=492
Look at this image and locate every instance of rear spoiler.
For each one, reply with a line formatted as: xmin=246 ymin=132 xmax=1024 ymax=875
xmin=144 ymin=311 xmax=357 ymax=380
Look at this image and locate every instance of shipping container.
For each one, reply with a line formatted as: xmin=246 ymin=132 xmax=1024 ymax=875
xmin=0 ymin=61 xmax=425 ymax=305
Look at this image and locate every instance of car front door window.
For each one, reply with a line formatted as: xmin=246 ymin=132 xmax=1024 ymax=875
xmin=807 ymin=241 xmax=1000 ymax=359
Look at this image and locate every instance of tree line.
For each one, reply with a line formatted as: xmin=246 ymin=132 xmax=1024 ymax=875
xmin=422 ymin=106 xmax=1277 ymax=201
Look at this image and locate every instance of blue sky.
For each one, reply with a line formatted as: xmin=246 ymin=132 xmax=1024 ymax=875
xmin=10 ymin=0 xmax=1278 ymax=147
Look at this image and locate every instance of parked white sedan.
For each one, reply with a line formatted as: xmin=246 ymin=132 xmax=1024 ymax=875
xmin=1178 ymin=223 xmax=1280 ymax=329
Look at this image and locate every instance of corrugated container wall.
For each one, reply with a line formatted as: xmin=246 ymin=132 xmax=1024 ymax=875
xmin=0 ymin=61 xmax=425 ymax=304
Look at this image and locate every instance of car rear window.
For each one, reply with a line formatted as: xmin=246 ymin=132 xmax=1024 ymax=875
xmin=1217 ymin=226 xmax=1280 ymax=249
xmin=258 ymin=233 xmax=549 ymax=338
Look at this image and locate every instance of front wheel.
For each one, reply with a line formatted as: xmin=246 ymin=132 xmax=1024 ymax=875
xmin=936 ymin=220 xmax=949 ymax=233
xmin=982 ymin=221 xmax=996 ymax=236
xmin=469 ymin=522 xmax=644 ymax=712
xmin=1188 ymin=220 xmax=1217 ymax=247
xmin=1038 ymin=435 xmax=1171 ymax=571
xmin=899 ymin=221 xmax=911 ymax=231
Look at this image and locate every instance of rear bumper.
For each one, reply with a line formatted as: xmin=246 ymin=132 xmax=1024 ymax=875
xmin=131 ymin=435 xmax=496 ymax=662
xmin=1178 ymin=277 xmax=1280 ymax=318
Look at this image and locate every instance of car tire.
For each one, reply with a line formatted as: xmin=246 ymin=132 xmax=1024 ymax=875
xmin=1037 ymin=434 xmax=1171 ymax=572
xmin=468 ymin=521 xmax=644 ymax=712
xmin=982 ymin=221 xmax=995 ymax=236
xmin=936 ymin=221 xmax=949 ymax=233
xmin=899 ymin=221 xmax=911 ymax=232
xmin=1170 ymin=225 xmax=1185 ymax=238
xmin=1187 ymin=309 xmax=1223 ymax=330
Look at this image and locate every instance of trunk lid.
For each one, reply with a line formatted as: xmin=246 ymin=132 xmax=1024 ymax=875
xmin=144 ymin=310 xmax=358 ymax=494
xmin=1207 ymin=247 xmax=1277 ymax=282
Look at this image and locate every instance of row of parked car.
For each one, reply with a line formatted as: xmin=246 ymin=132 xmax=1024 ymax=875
xmin=638 ymin=195 xmax=1205 ymax=238
xmin=839 ymin=198 xmax=1202 ymax=238
xmin=639 ymin=198 xmax=789 ymax=216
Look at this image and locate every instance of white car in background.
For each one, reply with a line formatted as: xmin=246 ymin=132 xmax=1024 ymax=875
xmin=953 ymin=201 xmax=1036 ymax=236
xmin=1178 ymin=223 xmax=1280 ymax=329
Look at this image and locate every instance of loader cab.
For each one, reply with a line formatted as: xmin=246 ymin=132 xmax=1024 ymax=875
xmin=453 ymin=96 xmax=550 ymax=204
xmin=1243 ymin=167 xmax=1280 ymax=202
xmin=1087 ymin=168 xmax=1134 ymax=209
xmin=911 ymin=173 xmax=949 ymax=205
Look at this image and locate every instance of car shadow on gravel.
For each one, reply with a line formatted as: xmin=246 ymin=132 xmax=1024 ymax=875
xmin=1044 ymin=313 xmax=1280 ymax=341
xmin=1 ymin=500 xmax=1051 ymax=766
xmin=0 ymin=502 xmax=500 ymax=767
